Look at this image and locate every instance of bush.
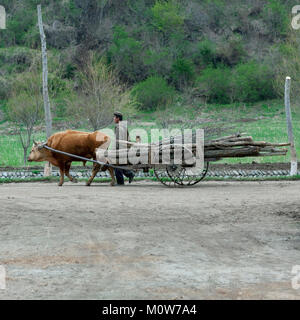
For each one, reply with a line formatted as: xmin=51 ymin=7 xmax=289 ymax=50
xmin=232 ymin=61 xmax=276 ymax=102
xmin=196 ymin=66 xmax=233 ymax=104
xmin=151 ymin=0 xmax=184 ymax=35
xmin=263 ymin=0 xmax=289 ymax=38
xmin=170 ymin=58 xmax=195 ymax=90
xmin=216 ymin=36 xmax=246 ymax=67
xmin=0 ymin=76 xmax=11 ymax=100
xmin=194 ymin=39 xmax=217 ymax=66
xmin=196 ymin=62 xmax=276 ymax=104
xmin=145 ymin=47 xmax=173 ymax=77
xmin=107 ymin=25 xmax=145 ymax=83
xmin=131 ymin=76 xmax=176 ymax=110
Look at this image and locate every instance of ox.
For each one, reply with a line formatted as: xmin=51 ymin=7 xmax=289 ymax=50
xmin=28 ymin=130 xmax=115 ymax=186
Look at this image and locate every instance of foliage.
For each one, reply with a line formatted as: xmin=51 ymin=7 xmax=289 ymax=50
xmin=194 ymin=39 xmax=217 ymax=67
xmin=131 ymin=76 xmax=176 ymax=110
xmin=232 ymin=61 xmax=276 ymax=103
xmin=151 ymin=0 xmax=184 ymax=35
xmin=196 ymin=62 xmax=276 ymax=104
xmin=170 ymin=58 xmax=195 ymax=90
xmin=262 ymin=0 xmax=289 ymax=38
xmin=7 ymin=71 xmax=43 ymax=164
xmin=196 ymin=66 xmax=232 ymax=104
xmin=107 ymin=25 xmax=145 ymax=83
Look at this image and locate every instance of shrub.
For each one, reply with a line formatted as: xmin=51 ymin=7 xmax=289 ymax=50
xmin=107 ymin=25 xmax=145 ymax=83
xmin=151 ymin=0 xmax=184 ymax=35
xmin=170 ymin=58 xmax=195 ymax=90
xmin=196 ymin=66 xmax=233 ymax=104
xmin=216 ymin=36 xmax=246 ymax=67
xmin=194 ymin=39 xmax=217 ymax=66
xmin=145 ymin=48 xmax=173 ymax=77
xmin=262 ymin=0 xmax=289 ymax=38
xmin=232 ymin=61 xmax=276 ymax=102
xmin=131 ymin=76 xmax=176 ymax=110
xmin=0 ymin=76 xmax=11 ymax=100
xmin=196 ymin=62 xmax=277 ymax=104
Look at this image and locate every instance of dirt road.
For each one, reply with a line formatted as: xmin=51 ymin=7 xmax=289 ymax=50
xmin=0 ymin=180 xmax=299 ymax=299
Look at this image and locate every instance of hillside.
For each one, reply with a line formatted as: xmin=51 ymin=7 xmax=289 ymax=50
xmin=0 ymin=0 xmax=300 ymax=167
xmin=1 ymin=1 xmax=300 ymax=105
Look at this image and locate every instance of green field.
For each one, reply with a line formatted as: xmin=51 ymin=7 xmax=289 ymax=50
xmin=0 ymin=100 xmax=299 ymax=167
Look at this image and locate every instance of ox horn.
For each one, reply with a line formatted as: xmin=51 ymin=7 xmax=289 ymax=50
xmin=37 ymin=141 xmax=46 ymax=150
xmin=33 ymin=140 xmax=38 ymax=146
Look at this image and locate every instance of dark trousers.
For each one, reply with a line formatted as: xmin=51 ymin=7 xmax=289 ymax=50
xmin=114 ymin=169 xmax=134 ymax=185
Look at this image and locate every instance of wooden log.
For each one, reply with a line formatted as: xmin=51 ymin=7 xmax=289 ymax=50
xmin=209 ymin=133 xmax=247 ymax=142
xmin=257 ymin=152 xmax=287 ymax=157
xmin=204 ymin=146 xmax=260 ymax=158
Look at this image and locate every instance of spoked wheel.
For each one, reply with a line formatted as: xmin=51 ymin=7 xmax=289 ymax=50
xmin=154 ymin=166 xmax=182 ymax=187
xmin=167 ymin=161 xmax=209 ymax=186
xmin=153 ymin=145 xmax=209 ymax=187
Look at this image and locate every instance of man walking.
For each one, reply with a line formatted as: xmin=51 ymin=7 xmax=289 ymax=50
xmin=113 ymin=111 xmax=135 ymax=185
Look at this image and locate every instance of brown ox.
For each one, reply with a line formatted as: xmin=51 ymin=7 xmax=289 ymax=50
xmin=28 ymin=130 xmax=115 ymax=186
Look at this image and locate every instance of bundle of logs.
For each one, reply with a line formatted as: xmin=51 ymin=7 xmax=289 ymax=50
xmin=202 ymin=133 xmax=289 ymax=160
xmin=99 ymin=133 xmax=289 ymax=165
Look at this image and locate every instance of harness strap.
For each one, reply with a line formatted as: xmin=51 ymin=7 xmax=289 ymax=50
xmin=42 ymin=144 xmax=129 ymax=170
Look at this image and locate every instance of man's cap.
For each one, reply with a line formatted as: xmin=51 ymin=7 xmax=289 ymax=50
xmin=113 ymin=111 xmax=123 ymax=118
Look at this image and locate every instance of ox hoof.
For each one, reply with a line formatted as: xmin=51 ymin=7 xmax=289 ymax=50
xmin=110 ymin=181 xmax=116 ymax=186
xmin=86 ymin=182 xmax=91 ymax=186
xmin=58 ymin=183 xmax=63 ymax=187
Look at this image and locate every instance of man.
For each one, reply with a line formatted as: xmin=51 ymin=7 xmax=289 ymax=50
xmin=113 ymin=111 xmax=135 ymax=185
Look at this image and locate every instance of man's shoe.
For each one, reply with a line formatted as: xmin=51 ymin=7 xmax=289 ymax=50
xmin=129 ymin=173 xmax=135 ymax=184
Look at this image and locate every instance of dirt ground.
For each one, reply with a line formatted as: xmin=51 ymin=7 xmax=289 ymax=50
xmin=0 ymin=180 xmax=299 ymax=300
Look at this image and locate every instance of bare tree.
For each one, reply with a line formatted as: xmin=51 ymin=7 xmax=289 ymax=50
xmin=37 ymin=4 xmax=53 ymax=176
xmin=68 ymin=52 xmax=133 ymax=131
xmin=8 ymin=72 xmax=43 ymax=165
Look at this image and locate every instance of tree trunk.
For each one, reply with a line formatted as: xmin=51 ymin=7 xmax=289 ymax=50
xmin=37 ymin=4 xmax=52 ymax=177
xmin=23 ymin=148 xmax=27 ymax=166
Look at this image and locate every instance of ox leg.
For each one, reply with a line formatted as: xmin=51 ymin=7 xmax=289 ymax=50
xmin=108 ymin=167 xmax=116 ymax=186
xmin=86 ymin=163 xmax=101 ymax=186
xmin=58 ymin=166 xmax=65 ymax=186
xmin=65 ymin=162 xmax=77 ymax=183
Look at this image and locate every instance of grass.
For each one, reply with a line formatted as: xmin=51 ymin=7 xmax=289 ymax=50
xmin=0 ymin=99 xmax=299 ymax=167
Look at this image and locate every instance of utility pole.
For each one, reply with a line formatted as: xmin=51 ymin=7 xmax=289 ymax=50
xmin=284 ymin=76 xmax=298 ymax=176
xmin=37 ymin=4 xmax=52 ymax=176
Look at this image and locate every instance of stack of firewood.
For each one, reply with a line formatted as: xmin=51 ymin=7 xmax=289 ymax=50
xmin=203 ymin=133 xmax=289 ymax=159
xmin=157 ymin=132 xmax=289 ymax=160
xmin=98 ymin=133 xmax=289 ymax=164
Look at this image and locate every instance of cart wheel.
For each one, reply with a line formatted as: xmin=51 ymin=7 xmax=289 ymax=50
xmin=167 ymin=161 xmax=209 ymax=186
xmin=153 ymin=166 xmax=181 ymax=187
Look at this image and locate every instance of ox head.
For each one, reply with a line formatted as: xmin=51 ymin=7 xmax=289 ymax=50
xmin=27 ymin=141 xmax=47 ymax=162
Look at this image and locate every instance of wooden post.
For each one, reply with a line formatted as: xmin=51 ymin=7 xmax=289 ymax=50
xmin=285 ymin=76 xmax=298 ymax=176
xmin=37 ymin=4 xmax=52 ymax=176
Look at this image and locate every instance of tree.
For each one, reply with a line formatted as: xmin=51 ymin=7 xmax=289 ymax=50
xmin=37 ymin=4 xmax=53 ymax=176
xmin=68 ymin=52 xmax=133 ymax=131
xmin=7 ymin=71 xmax=43 ymax=165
